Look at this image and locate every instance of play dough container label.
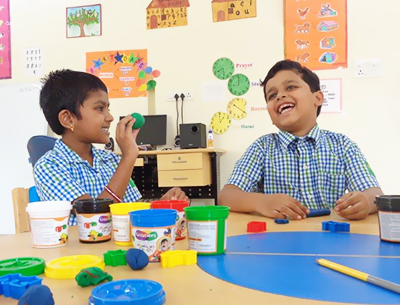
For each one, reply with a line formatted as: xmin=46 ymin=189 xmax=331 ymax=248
xmin=184 ymin=206 xmax=230 ymax=255
xmin=110 ymin=202 xmax=150 ymax=246
xmin=130 ymin=209 xmax=177 ymax=262
xmin=76 ymin=213 xmax=112 ymax=242
xmin=131 ymin=225 xmax=175 ymax=262
xmin=73 ymin=199 xmax=113 ymax=243
xmin=375 ymin=195 xmax=400 ymax=243
xmin=26 ymin=201 xmax=72 ymax=248
xmin=151 ymin=200 xmax=189 ymax=240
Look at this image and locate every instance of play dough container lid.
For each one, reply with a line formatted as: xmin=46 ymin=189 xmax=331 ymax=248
xmin=110 ymin=202 xmax=151 ymax=214
xmin=151 ymin=200 xmax=189 ymax=211
xmin=73 ymin=198 xmax=113 ymax=213
xmin=0 ymin=257 xmax=45 ymax=276
xmin=89 ymin=279 xmax=166 ymax=305
xmin=25 ymin=201 xmax=72 ymax=215
xmin=44 ymin=255 xmax=105 ymax=279
xmin=130 ymin=209 xmax=177 ymax=227
xmin=184 ymin=205 xmax=230 ymax=220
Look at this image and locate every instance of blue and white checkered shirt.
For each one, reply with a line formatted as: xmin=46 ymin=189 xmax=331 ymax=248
xmin=34 ymin=140 xmax=141 ymax=225
xmin=226 ymin=124 xmax=380 ymax=209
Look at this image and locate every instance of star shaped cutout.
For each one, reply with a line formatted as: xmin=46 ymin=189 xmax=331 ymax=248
xmin=115 ymin=52 xmax=123 ymax=64
xmin=92 ymin=58 xmax=104 ymax=70
xmin=128 ymin=53 xmax=139 ymax=64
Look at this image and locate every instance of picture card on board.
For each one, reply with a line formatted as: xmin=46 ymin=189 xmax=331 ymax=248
xmin=66 ymin=4 xmax=102 ymax=38
xmin=25 ymin=47 xmax=43 ymax=77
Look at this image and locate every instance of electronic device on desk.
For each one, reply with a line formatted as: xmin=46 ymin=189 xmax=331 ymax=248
xmin=180 ymin=123 xmax=207 ymax=149
xmin=119 ymin=114 xmax=167 ymax=151
xmin=104 ymin=137 xmax=114 ymax=151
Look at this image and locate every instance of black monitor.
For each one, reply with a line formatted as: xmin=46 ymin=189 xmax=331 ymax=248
xmin=120 ymin=114 xmax=167 ymax=148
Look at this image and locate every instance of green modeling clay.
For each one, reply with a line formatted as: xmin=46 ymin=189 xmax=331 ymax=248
xmin=75 ymin=267 xmax=113 ymax=287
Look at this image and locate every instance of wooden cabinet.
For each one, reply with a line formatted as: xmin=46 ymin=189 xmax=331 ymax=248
xmin=157 ymin=153 xmax=211 ymax=187
xmin=132 ymin=148 xmax=226 ymax=203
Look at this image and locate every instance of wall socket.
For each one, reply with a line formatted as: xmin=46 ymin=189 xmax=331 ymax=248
xmin=354 ymin=59 xmax=382 ymax=78
xmin=166 ymin=91 xmax=194 ymax=102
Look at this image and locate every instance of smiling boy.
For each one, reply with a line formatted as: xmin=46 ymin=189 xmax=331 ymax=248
xmin=34 ymin=70 xmax=187 ymax=225
xmin=219 ymin=60 xmax=383 ymax=220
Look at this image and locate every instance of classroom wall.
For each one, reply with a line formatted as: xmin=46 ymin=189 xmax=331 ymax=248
xmin=2 ymin=0 xmax=400 ymax=233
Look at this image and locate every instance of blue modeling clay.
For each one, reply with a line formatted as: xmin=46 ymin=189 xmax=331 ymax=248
xmin=307 ymin=208 xmax=331 ymax=217
xmin=18 ymin=285 xmax=54 ymax=305
xmin=274 ymin=219 xmax=289 ymax=224
xmin=126 ymin=249 xmax=149 ymax=270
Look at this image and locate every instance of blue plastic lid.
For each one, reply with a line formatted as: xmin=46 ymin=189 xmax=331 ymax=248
xmin=130 ymin=209 xmax=177 ymax=228
xmin=89 ymin=279 xmax=166 ymax=305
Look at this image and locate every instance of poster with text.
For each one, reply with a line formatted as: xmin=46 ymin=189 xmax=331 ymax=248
xmin=86 ymin=49 xmax=161 ymax=98
xmin=320 ymin=78 xmax=342 ymax=113
xmin=284 ymin=0 xmax=347 ymax=70
xmin=212 ymin=0 xmax=257 ymax=23
xmin=147 ymin=0 xmax=190 ymax=29
xmin=25 ymin=47 xmax=43 ymax=77
xmin=0 ymin=0 xmax=11 ymax=79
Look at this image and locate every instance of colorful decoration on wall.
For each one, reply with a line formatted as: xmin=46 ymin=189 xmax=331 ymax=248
xmin=209 ymin=57 xmax=252 ymax=134
xmin=284 ymin=0 xmax=347 ymax=70
xmin=212 ymin=0 xmax=257 ymax=23
xmin=0 ymin=0 xmax=11 ymax=79
xmin=213 ymin=57 xmax=235 ymax=80
xmin=227 ymin=98 xmax=247 ymax=120
xmin=66 ymin=4 xmax=102 ymax=38
xmin=147 ymin=0 xmax=190 ymax=29
xmin=228 ymin=73 xmax=250 ymax=96
xmin=86 ymin=49 xmax=161 ymax=98
xmin=210 ymin=111 xmax=232 ymax=135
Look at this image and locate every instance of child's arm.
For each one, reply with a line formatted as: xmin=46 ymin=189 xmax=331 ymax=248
xmin=338 ymin=135 xmax=383 ymax=220
xmin=160 ymin=187 xmax=189 ymax=201
xmin=219 ymin=184 xmax=309 ymax=220
xmin=334 ymin=187 xmax=383 ymax=220
xmin=96 ymin=115 xmax=139 ymax=201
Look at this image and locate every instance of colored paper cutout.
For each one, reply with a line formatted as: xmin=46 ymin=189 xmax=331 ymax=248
xmin=147 ymin=0 xmax=190 ymax=29
xmin=86 ymin=49 xmax=161 ymax=98
xmin=0 ymin=0 xmax=11 ymax=79
xmin=66 ymin=4 xmax=102 ymax=38
xmin=212 ymin=0 xmax=257 ymax=22
xmin=284 ymin=0 xmax=347 ymax=70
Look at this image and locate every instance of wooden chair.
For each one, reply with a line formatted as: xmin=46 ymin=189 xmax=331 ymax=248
xmin=12 ymin=187 xmax=30 ymax=233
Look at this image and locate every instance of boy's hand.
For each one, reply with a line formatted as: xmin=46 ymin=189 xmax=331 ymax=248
xmin=335 ymin=191 xmax=370 ymax=220
xmin=257 ymin=194 xmax=309 ymax=220
xmin=116 ymin=115 xmax=140 ymax=158
xmin=160 ymin=187 xmax=189 ymax=201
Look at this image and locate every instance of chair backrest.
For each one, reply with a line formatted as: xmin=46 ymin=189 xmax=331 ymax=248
xmin=27 ymin=135 xmax=57 ymax=167
xmin=12 ymin=187 xmax=30 ymax=233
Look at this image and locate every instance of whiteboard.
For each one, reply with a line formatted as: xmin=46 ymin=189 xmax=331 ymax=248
xmin=0 ymin=83 xmax=47 ymax=234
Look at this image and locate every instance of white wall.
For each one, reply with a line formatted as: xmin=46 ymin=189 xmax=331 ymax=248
xmin=2 ymin=0 xmax=400 ymax=233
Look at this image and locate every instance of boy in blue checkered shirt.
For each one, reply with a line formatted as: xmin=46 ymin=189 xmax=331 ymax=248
xmin=34 ymin=70 xmax=188 ymax=225
xmin=219 ymin=60 xmax=383 ymax=220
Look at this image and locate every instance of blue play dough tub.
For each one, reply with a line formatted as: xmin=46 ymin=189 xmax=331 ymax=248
xmin=88 ymin=279 xmax=165 ymax=305
xmin=129 ymin=209 xmax=177 ymax=262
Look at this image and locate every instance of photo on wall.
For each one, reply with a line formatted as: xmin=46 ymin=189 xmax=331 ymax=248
xmin=66 ymin=4 xmax=102 ymax=38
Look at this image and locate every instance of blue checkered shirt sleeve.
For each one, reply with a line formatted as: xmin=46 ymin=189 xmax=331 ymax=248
xmin=226 ymin=137 xmax=266 ymax=192
xmin=34 ymin=142 xmax=142 ymax=226
xmin=342 ymin=136 xmax=380 ymax=191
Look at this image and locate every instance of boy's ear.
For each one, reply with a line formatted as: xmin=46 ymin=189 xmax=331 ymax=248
xmin=314 ymin=90 xmax=324 ymax=107
xmin=58 ymin=109 xmax=75 ymax=129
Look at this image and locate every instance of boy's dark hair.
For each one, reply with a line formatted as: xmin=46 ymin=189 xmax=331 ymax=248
xmin=260 ymin=60 xmax=322 ymax=117
xmin=40 ymin=69 xmax=107 ymax=135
